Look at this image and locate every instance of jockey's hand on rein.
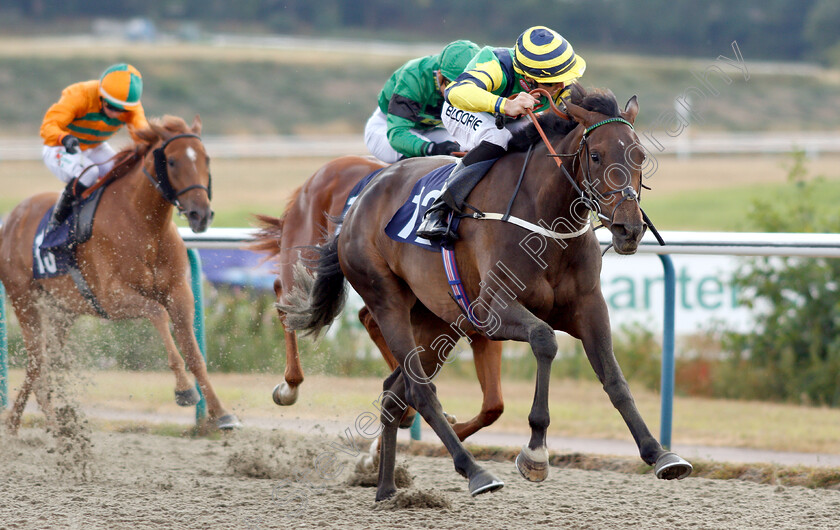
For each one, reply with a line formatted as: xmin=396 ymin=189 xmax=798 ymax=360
xmin=61 ymin=135 xmax=81 ymax=154
xmin=504 ymin=91 xmax=539 ymax=117
xmin=426 ymin=140 xmax=459 ymax=156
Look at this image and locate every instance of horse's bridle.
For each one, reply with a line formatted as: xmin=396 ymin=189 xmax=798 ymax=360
xmin=521 ymin=88 xmax=665 ymax=245
xmin=143 ymin=133 xmax=213 ymax=213
xmin=552 ymin=117 xmax=639 ymax=224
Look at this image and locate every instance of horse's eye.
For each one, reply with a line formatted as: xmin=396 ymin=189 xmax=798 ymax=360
xmin=590 ymin=152 xmax=601 ymax=163
xmin=168 ymin=158 xmax=176 ymax=167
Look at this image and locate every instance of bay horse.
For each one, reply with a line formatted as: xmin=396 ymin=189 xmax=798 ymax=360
xmin=0 ymin=115 xmax=240 ymax=433
xmin=282 ymin=86 xmax=693 ymax=500
xmin=251 ymin=155 xmax=505 ymax=441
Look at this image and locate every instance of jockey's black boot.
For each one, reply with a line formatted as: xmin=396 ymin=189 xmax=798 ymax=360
xmin=46 ymin=179 xmax=87 ymax=234
xmin=416 ymin=141 xmax=506 ymax=241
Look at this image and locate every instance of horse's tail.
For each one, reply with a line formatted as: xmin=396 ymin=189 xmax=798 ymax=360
xmin=249 ymin=213 xmax=286 ymax=261
xmin=277 ymin=232 xmax=347 ymax=337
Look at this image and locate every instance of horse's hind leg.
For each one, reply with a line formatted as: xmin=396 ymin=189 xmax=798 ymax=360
xmin=572 ymin=294 xmax=692 ymax=480
xmin=359 ymin=284 xmax=502 ymax=498
xmin=32 ymin=312 xmax=73 ymax=429
xmin=359 ymin=306 xmax=416 ymax=428
xmin=375 ymin=369 xmax=408 ymax=501
xmin=272 ymin=315 xmax=303 ymax=406
xmin=6 ymin=299 xmax=46 ymax=434
xmin=451 ymin=336 xmax=504 ymax=441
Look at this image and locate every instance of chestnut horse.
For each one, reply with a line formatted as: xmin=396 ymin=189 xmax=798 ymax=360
xmin=0 ymin=115 xmax=240 ymax=433
xmin=251 ymin=155 xmax=505 ymax=441
xmin=282 ymin=87 xmax=693 ymax=500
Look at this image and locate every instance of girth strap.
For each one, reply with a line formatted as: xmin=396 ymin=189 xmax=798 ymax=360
xmin=68 ymin=265 xmax=109 ymax=319
xmin=469 ymin=212 xmax=591 ymax=240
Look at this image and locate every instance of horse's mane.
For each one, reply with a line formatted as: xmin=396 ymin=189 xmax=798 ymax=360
xmin=105 ymin=115 xmax=194 ymax=180
xmin=508 ymin=84 xmax=622 ymax=153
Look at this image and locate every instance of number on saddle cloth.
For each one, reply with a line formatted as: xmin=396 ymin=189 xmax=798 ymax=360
xmin=34 ymin=187 xmax=106 ymax=279
xmin=384 ymin=163 xmax=459 ymax=252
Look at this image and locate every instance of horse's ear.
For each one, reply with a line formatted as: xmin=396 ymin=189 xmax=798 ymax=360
xmin=191 ymin=114 xmax=202 ymax=135
xmin=563 ymin=98 xmax=601 ymax=128
xmin=622 ymin=95 xmax=639 ymax=124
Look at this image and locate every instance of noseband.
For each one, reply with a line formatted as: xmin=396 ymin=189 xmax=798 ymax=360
xmin=143 ymin=133 xmax=213 ymax=212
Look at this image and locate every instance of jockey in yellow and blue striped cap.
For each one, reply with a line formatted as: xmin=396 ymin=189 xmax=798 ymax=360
xmin=513 ymin=26 xmax=586 ymax=83
xmin=417 ymin=26 xmax=587 ymax=242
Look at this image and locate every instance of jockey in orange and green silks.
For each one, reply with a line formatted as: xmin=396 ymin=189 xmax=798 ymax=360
xmin=364 ymin=40 xmax=480 ymax=163
xmin=41 ymin=63 xmax=150 ymax=232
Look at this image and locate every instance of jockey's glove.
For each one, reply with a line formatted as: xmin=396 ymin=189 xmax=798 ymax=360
xmin=426 ymin=140 xmax=459 ymax=156
xmin=61 ymin=135 xmax=81 ymax=154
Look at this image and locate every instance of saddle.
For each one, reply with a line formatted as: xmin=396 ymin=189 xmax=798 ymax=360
xmin=32 ymin=187 xmax=109 ymax=317
xmin=38 ymin=187 xmax=105 ymax=255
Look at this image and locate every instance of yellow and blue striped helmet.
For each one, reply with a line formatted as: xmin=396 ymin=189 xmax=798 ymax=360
xmin=513 ymin=26 xmax=586 ymax=83
xmin=99 ymin=63 xmax=143 ymax=110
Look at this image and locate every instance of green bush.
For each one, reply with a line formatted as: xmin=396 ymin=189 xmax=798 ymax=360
xmin=717 ymin=152 xmax=840 ymax=405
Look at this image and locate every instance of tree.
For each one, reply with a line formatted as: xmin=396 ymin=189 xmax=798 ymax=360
xmin=804 ymin=0 xmax=840 ymax=65
xmin=721 ymin=152 xmax=840 ymax=405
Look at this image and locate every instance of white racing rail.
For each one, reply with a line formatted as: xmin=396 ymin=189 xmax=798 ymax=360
xmin=3 ymin=229 xmax=840 ymax=444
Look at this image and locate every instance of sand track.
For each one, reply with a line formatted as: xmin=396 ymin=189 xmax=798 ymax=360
xmin=2 ymin=426 xmax=839 ymax=529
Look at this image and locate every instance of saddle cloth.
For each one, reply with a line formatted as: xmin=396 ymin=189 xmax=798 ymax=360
xmin=33 ymin=187 xmax=105 ymax=280
xmin=384 ymin=163 xmax=460 ymax=252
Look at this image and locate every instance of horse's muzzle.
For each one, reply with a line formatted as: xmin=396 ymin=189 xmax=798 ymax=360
xmin=610 ymin=221 xmax=645 ymax=255
xmin=186 ymin=207 xmax=214 ymax=233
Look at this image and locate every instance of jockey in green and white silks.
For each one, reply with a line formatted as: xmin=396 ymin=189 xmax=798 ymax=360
xmin=364 ymin=40 xmax=480 ymax=163
xmin=417 ymin=26 xmax=586 ymax=242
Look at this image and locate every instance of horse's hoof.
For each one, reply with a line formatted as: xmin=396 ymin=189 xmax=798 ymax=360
xmin=355 ymin=438 xmax=379 ymax=472
xmin=375 ymin=487 xmax=397 ymax=502
xmin=443 ymin=412 xmax=457 ymax=425
xmin=272 ymin=382 xmax=299 ymax=406
xmin=174 ymin=387 xmax=201 ymax=407
xmin=655 ymin=451 xmax=693 ymax=480
xmin=355 ymin=454 xmax=375 ymax=473
xmin=216 ymin=413 xmax=242 ymax=430
xmin=469 ymin=468 xmax=504 ymax=496
xmin=515 ymin=445 xmax=549 ymax=482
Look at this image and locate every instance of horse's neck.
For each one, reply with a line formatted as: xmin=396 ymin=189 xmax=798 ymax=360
xmin=123 ymin=163 xmax=176 ymax=234
xmin=525 ymin=131 xmax=588 ymax=231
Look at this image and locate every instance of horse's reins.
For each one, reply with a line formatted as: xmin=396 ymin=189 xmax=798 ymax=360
xmin=521 ymin=85 xmax=665 ymax=246
xmin=142 ymin=133 xmax=213 ymax=214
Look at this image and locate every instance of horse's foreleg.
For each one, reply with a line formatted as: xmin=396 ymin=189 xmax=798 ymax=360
xmin=573 ymin=294 xmax=692 ymax=480
xmin=142 ymin=301 xmax=196 ymax=404
xmin=486 ymin=301 xmax=557 ymax=482
xmin=165 ymin=285 xmax=238 ymax=428
xmin=451 ymin=337 xmax=504 ymax=441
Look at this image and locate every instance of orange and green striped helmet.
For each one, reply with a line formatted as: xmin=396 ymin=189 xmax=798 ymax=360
xmin=99 ymin=63 xmax=143 ymax=110
xmin=513 ymin=26 xmax=586 ymax=83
